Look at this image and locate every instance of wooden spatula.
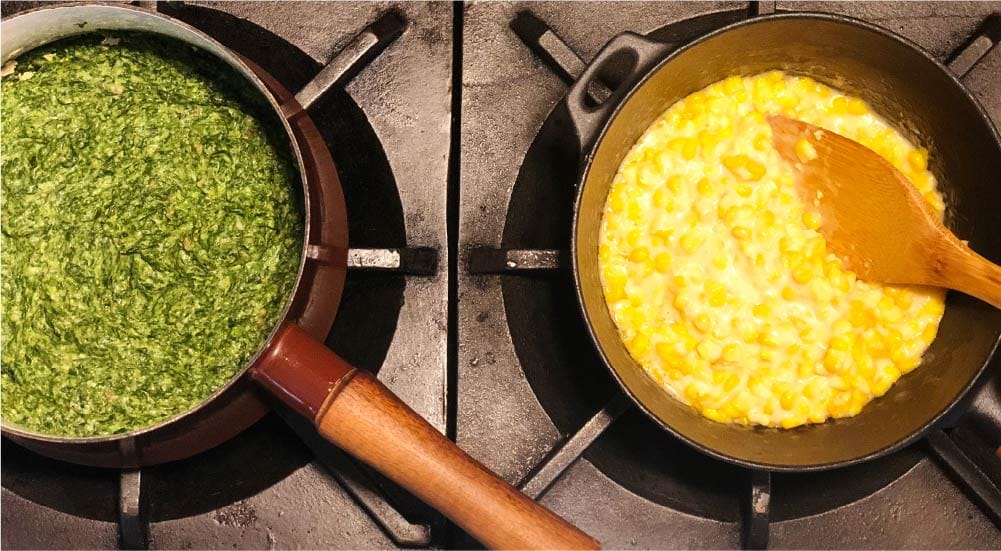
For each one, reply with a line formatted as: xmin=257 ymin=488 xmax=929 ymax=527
xmin=767 ymin=115 xmax=1001 ymax=309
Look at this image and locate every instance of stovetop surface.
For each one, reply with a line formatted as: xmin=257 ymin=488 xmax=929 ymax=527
xmin=3 ymin=1 xmax=1001 ymax=549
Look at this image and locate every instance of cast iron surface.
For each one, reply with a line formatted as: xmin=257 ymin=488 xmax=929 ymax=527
xmin=499 ymin=9 xmax=954 ymax=514
xmin=1 ymin=1 xmax=451 ymax=548
xmin=459 ymin=0 xmax=1001 ymax=548
xmin=570 ymin=13 xmax=1001 ymax=471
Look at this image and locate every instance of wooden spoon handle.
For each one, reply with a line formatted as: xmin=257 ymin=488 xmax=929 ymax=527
xmin=253 ymin=324 xmax=599 ymax=551
xmin=938 ymin=243 xmax=1001 ymax=310
xmin=319 ymin=372 xmax=599 ymax=550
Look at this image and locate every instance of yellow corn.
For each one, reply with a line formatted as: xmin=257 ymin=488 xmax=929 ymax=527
xmin=654 ymin=252 xmax=672 ymax=273
xmin=794 ymin=138 xmax=818 ymax=163
xmin=629 ymin=246 xmax=650 ymax=263
xmin=597 ymin=72 xmax=946 ymax=430
xmin=802 ymin=211 xmax=822 ymax=231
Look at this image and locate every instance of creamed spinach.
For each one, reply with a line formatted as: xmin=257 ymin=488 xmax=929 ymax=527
xmin=1 ymin=34 xmax=302 ymax=436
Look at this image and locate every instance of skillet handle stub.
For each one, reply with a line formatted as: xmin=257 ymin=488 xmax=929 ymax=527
xmin=945 ymin=14 xmax=1000 ymax=79
xmin=252 ymin=324 xmax=600 ymax=551
xmin=565 ymin=32 xmax=672 ymax=154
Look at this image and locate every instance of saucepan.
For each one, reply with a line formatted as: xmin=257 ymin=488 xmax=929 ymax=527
xmin=1 ymin=5 xmax=598 ymax=549
xmin=568 ymin=13 xmax=1001 ymax=470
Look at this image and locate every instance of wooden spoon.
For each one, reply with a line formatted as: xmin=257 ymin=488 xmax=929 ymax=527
xmin=767 ymin=115 xmax=1001 ymax=309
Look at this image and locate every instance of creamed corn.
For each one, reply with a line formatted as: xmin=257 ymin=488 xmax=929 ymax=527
xmin=598 ymin=72 xmax=946 ymax=429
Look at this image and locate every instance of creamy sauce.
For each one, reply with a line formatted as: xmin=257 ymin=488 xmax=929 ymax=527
xmin=598 ymin=72 xmax=946 ymax=428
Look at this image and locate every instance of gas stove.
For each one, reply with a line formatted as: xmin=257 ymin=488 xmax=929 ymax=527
xmin=3 ymin=1 xmax=1001 ymax=549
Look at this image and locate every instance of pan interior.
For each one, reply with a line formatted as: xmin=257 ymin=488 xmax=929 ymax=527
xmin=576 ymin=15 xmax=1001 ymax=469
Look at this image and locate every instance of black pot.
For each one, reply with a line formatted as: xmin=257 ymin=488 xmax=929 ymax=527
xmin=568 ymin=13 xmax=1001 ymax=470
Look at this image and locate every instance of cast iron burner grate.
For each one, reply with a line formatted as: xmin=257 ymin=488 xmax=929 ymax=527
xmin=468 ymin=5 xmax=1001 ymax=548
xmin=1 ymin=2 xmax=444 ymax=549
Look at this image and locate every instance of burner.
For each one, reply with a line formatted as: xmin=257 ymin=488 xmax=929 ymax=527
xmin=2 ymin=2 xmax=450 ymax=548
xmin=462 ymin=2 xmax=1001 ymax=549
xmin=502 ymin=33 xmax=923 ymax=519
xmin=3 ymin=415 xmax=312 ymax=522
xmin=1 ymin=2 xmax=397 ymax=516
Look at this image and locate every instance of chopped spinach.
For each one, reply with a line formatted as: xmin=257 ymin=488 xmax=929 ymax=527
xmin=1 ymin=33 xmax=302 ymax=437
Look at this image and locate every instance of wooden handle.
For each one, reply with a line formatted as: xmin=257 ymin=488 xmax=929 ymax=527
xmin=319 ymin=371 xmax=600 ymax=550
xmin=252 ymin=324 xmax=599 ymax=551
xmin=938 ymin=242 xmax=1001 ymax=310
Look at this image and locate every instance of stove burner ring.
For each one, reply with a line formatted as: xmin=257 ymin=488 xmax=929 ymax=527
xmin=3 ymin=5 xmax=406 ymax=521
xmin=501 ymin=9 xmax=924 ymax=522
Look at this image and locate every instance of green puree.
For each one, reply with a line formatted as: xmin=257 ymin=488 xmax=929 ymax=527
xmin=1 ymin=34 xmax=302 ymax=437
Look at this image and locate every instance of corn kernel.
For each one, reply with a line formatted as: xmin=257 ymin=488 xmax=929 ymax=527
xmin=684 ymin=384 xmax=702 ymax=403
xmin=754 ymin=133 xmax=771 ymax=152
xmin=792 ymin=265 xmax=813 ymax=284
xmin=736 ymin=183 xmax=753 ymax=198
xmin=802 ymin=211 xmax=822 ymax=231
xmin=846 ymin=97 xmax=868 ymax=115
xmin=703 ymin=408 xmax=730 ymax=423
xmin=831 ymin=96 xmax=849 ymax=114
xmin=694 ymin=313 xmax=714 ymax=333
xmin=712 ymin=253 xmax=729 ymax=270
xmin=762 ymin=397 xmax=777 ymax=415
xmin=781 ymin=415 xmax=805 ymax=429
xmin=723 ymin=76 xmax=743 ymax=94
xmin=653 ymin=188 xmax=669 ymax=208
xmin=744 ymin=159 xmax=766 ymax=180
xmin=629 ymin=246 xmax=650 ymax=263
xmin=708 ymin=289 xmax=726 ymax=308
xmin=666 ymin=174 xmax=683 ymax=192
xmin=794 ymin=138 xmax=818 ymax=163
xmin=732 ymin=226 xmax=751 ymax=240
xmin=629 ymin=333 xmax=650 ymax=356
xmin=654 ymin=252 xmax=672 ymax=273
xmin=830 ymin=334 xmax=852 ymax=351
xmin=697 ymin=178 xmax=714 ymax=196
xmin=907 ymin=148 xmax=929 ymax=172
xmin=698 ymin=130 xmax=719 ymax=152
xmin=796 ymin=362 xmax=813 ymax=378
xmin=722 ymin=154 xmax=745 ymax=172
xmin=921 ymin=323 xmax=938 ymax=344
xmin=823 ymin=349 xmax=847 ymax=373
xmin=758 ymin=328 xmax=780 ymax=348
xmin=608 ymin=190 xmax=626 ymax=212
xmin=752 ymin=304 xmax=771 ymax=319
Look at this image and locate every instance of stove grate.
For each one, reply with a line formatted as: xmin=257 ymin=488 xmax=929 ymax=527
xmin=470 ymin=6 xmax=1001 ymax=549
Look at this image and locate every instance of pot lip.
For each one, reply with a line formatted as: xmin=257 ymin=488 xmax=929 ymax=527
xmin=570 ymin=10 xmax=1001 ymax=471
xmin=0 ymin=2 xmax=313 ymax=445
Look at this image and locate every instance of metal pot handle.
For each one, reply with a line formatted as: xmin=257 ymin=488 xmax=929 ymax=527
xmin=565 ymin=32 xmax=673 ymax=153
xmin=252 ymin=324 xmax=600 ymax=551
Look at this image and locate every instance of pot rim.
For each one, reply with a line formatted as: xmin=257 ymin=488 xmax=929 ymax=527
xmin=0 ymin=2 xmax=313 ymax=445
xmin=570 ymin=10 xmax=1001 ymax=471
